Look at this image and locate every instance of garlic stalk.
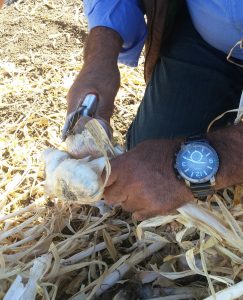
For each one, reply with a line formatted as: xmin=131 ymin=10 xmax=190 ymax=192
xmin=93 ymin=241 xmax=168 ymax=297
xmin=203 ymin=280 xmax=243 ymax=300
xmin=3 ymin=254 xmax=52 ymax=300
xmin=177 ymin=203 xmax=243 ymax=253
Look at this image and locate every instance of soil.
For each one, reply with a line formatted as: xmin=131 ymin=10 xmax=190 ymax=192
xmin=0 ymin=0 xmax=145 ymax=144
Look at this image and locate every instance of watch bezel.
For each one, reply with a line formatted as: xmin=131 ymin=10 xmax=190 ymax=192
xmin=175 ymin=141 xmax=219 ymax=184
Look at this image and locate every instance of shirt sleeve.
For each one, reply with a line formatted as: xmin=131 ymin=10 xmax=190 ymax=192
xmin=83 ymin=0 xmax=147 ymax=67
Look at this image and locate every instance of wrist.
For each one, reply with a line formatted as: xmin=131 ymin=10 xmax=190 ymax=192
xmin=208 ymin=123 xmax=243 ymax=190
xmin=84 ymin=27 xmax=122 ymax=66
xmin=82 ymin=26 xmax=122 ymax=108
xmin=164 ymin=140 xmax=195 ymax=204
xmin=66 ymin=27 xmax=122 ymax=120
xmin=141 ymin=139 xmax=194 ymax=203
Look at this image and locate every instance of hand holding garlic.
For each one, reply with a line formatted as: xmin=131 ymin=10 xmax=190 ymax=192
xmin=42 ymin=119 xmax=193 ymax=220
xmin=103 ymin=139 xmax=194 ymax=220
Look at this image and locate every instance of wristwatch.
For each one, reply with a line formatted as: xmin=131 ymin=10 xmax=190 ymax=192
xmin=175 ymin=137 xmax=219 ymax=199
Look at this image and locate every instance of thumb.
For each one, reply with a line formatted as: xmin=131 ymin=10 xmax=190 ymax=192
xmin=101 ymin=158 xmax=119 ymax=187
xmin=132 ymin=211 xmax=147 ymax=221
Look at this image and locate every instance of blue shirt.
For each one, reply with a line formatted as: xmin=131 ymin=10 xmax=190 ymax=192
xmin=84 ymin=0 xmax=243 ymax=66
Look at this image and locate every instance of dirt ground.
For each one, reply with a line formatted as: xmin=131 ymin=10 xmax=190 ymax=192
xmin=0 ymin=0 xmax=145 ymax=144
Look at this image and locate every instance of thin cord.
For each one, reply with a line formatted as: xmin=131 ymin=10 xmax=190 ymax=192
xmin=207 ymin=108 xmax=243 ymax=133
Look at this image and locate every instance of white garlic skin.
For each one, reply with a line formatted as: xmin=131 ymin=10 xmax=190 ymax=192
xmin=42 ymin=148 xmax=70 ymax=171
xmin=42 ymin=149 xmax=70 ymax=197
xmin=65 ymin=117 xmax=114 ymax=160
xmin=42 ymin=148 xmax=106 ymax=204
xmin=54 ymin=160 xmax=101 ymax=202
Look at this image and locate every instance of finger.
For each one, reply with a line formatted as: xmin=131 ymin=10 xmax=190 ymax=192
xmin=67 ymin=86 xmax=98 ymax=112
xmin=95 ymin=99 xmax=113 ymax=123
xmin=103 ymin=184 xmax=127 ymax=205
xmin=132 ymin=198 xmax=177 ymax=220
xmin=101 ymin=165 xmax=118 ymax=187
xmin=121 ymin=197 xmax=144 ymax=213
xmin=132 ymin=209 xmax=161 ymax=221
xmin=104 ymin=156 xmax=123 ymax=187
xmin=132 ymin=210 xmax=150 ymax=221
xmin=67 ymin=91 xmax=85 ymax=115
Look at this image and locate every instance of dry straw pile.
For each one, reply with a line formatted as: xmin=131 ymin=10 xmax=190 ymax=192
xmin=0 ymin=1 xmax=243 ymax=299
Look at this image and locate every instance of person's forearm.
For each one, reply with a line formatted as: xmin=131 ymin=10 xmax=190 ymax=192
xmin=83 ymin=27 xmax=122 ymax=68
xmin=208 ymin=123 xmax=243 ymax=189
xmin=67 ymin=27 xmax=123 ymax=121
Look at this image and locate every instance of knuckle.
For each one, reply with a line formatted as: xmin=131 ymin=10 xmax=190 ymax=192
xmin=133 ymin=212 xmax=145 ymax=221
xmin=104 ymin=195 xmax=115 ymax=205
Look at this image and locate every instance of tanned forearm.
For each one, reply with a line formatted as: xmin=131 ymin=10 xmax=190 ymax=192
xmin=208 ymin=123 xmax=243 ymax=190
xmin=67 ymin=27 xmax=123 ymax=121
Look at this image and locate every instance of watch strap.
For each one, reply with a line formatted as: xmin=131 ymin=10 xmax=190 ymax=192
xmin=185 ymin=134 xmax=207 ymax=144
xmin=189 ymin=180 xmax=215 ymax=200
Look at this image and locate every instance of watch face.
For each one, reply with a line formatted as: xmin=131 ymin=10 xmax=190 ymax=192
xmin=175 ymin=142 xmax=219 ymax=183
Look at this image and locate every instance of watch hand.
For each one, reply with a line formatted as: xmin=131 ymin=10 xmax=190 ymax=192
xmin=183 ymin=157 xmax=207 ymax=164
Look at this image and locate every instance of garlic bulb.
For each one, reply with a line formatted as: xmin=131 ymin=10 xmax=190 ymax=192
xmin=66 ymin=117 xmax=113 ymax=159
xmin=42 ymin=148 xmax=70 ymax=198
xmin=42 ymin=119 xmax=119 ymax=206
xmin=42 ymin=148 xmax=107 ymax=204
xmin=65 ymin=129 xmax=103 ymax=159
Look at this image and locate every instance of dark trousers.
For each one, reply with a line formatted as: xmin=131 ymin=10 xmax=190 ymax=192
xmin=127 ymin=5 xmax=243 ymax=150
